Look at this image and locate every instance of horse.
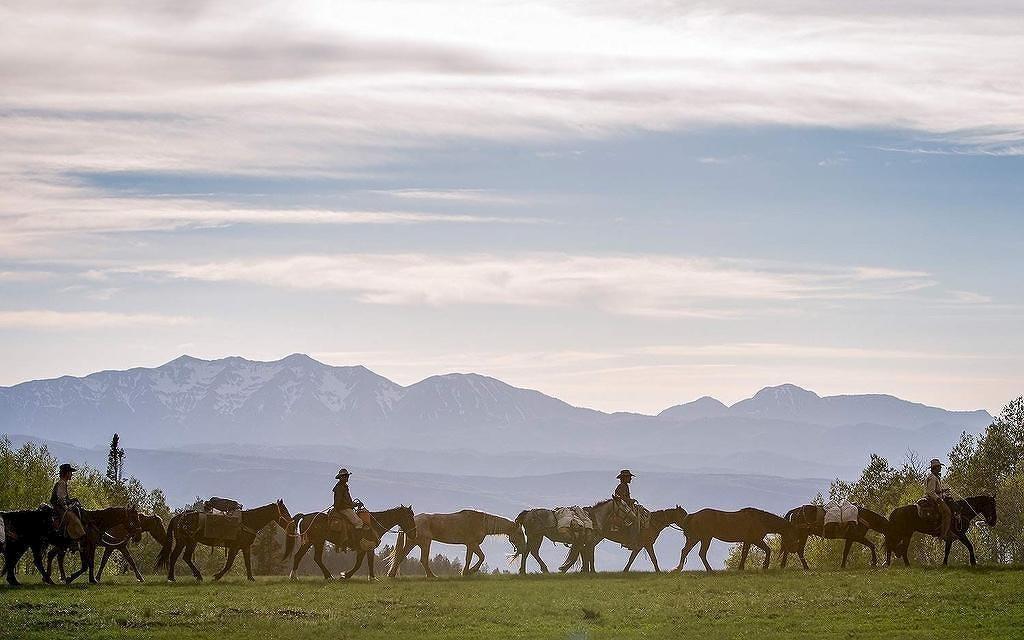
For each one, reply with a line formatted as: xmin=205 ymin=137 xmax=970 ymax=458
xmin=2 ymin=509 xmax=58 ymax=586
xmin=39 ymin=505 xmax=141 ymax=584
xmin=47 ymin=512 xmax=165 ymax=583
xmin=781 ymin=504 xmax=889 ymax=568
xmin=155 ymin=500 xmax=291 ymax=582
xmin=282 ymin=505 xmax=416 ymax=580
xmin=560 ymin=506 xmax=689 ymax=572
xmin=672 ymin=507 xmax=801 ymax=572
xmin=886 ymin=495 xmax=996 ymax=567
xmin=516 ymin=498 xmax=629 ymax=574
xmin=388 ymin=509 xmax=525 ymax=577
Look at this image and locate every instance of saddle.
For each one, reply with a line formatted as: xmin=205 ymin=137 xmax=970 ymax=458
xmin=553 ymin=506 xmax=595 ymax=544
xmin=326 ymin=508 xmax=379 ymax=551
xmin=41 ymin=502 xmax=85 ymax=541
xmin=199 ymin=497 xmax=244 ymax=540
xmin=916 ymin=497 xmax=959 ymax=535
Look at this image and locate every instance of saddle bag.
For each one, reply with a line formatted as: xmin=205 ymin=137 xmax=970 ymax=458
xmin=201 ymin=511 xmax=243 ymax=540
xmin=204 ymin=497 xmax=243 ymax=512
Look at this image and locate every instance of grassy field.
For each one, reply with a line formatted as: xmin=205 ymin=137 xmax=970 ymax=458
xmin=2 ymin=568 xmax=1022 ymax=639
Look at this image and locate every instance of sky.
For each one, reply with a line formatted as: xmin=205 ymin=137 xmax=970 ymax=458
xmin=1 ymin=1 xmax=1022 ymax=414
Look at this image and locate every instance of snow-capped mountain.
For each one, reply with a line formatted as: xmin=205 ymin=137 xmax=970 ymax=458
xmin=0 ymin=356 xmax=993 ymax=466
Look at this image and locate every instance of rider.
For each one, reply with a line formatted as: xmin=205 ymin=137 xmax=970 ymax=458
xmin=50 ymin=463 xmax=85 ymax=540
xmin=925 ymin=458 xmax=952 ymax=538
xmin=333 ymin=468 xmax=367 ymax=531
xmin=613 ymin=469 xmax=639 ymax=527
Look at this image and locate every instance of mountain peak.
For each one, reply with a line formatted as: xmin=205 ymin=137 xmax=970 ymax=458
xmin=278 ymin=353 xmax=320 ymax=366
xmin=658 ymin=395 xmax=729 ymax=420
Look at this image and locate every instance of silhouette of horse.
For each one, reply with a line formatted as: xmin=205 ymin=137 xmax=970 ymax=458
xmin=516 ymin=499 xmax=628 ymax=574
xmin=388 ymin=509 xmax=524 ymax=577
xmin=2 ymin=508 xmax=58 ymax=585
xmin=156 ymin=500 xmax=291 ymax=582
xmin=886 ymin=495 xmax=996 ymax=566
xmin=282 ymin=505 xmax=416 ymax=580
xmin=781 ymin=504 xmax=889 ymax=568
xmin=672 ymin=508 xmax=800 ymax=572
xmin=48 ymin=512 xmax=165 ymax=582
xmin=560 ymin=506 xmax=689 ymax=572
xmin=40 ymin=506 xmax=141 ymax=584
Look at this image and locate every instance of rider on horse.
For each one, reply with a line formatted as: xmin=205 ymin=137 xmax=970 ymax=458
xmin=613 ymin=469 xmax=639 ymax=529
xmin=925 ymin=458 xmax=953 ymax=538
xmin=333 ymin=468 xmax=368 ymax=531
xmin=50 ymin=463 xmax=85 ymax=540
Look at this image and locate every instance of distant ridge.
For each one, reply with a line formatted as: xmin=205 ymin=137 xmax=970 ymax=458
xmin=0 ymin=355 xmax=993 ymax=469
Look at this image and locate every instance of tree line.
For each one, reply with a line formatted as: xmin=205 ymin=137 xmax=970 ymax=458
xmin=727 ymin=396 xmax=1024 ymax=569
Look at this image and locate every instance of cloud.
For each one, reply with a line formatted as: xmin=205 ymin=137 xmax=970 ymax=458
xmin=371 ymin=189 xmax=525 ymax=205
xmin=127 ymin=252 xmax=939 ymax=317
xmin=0 ymin=310 xmax=194 ymax=330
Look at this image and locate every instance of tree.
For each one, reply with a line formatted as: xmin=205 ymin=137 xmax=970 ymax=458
xmin=106 ymin=433 xmax=125 ymax=485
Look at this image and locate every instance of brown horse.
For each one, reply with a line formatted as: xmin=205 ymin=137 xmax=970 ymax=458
xmin=281 ymin=506 xmax=416 ymax=580
xmin=781 ymin=505 xmax=889 ymax=568
xmin=44 ymin=506 xmax=142 ymax=584
xmin=886 ymin=495 xmax=996 ymax=566
xmin=155 ymin=500 xmax=291 ymax=582
xmin=561 ymin=506 xmax=689 ymax=572
xmin=48 ymin=513 xmax=166 ymax=582
xmin=516 ymin=499 xmax=629 ymax=574
xmin=672 ymin=508 xmax=800 ymax=572
xmin=388 ymin=509 xmax=525 ymax=577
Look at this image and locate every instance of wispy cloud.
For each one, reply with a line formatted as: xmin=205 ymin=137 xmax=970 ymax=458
xmin=371 ymin=189 xmax=525 ymax=205
xmin=125 ymin=253 xmax=940 ymax=317
xmin=0 ymin=310 xmax=194 ymax=329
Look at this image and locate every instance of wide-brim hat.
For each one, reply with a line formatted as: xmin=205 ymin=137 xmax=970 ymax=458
xmin=59 ymin=463 xmax=77 ymax=474
xmin=335 ymin=468 xmax=351 ymax=479
xmin=930 ymin=459 xmax=943 ymax=468
xmin=617 ymin=469 xmax=634 ymax=479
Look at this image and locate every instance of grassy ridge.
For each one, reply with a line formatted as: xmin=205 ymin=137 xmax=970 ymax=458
xmin=2 ymin=568 xmax=1022 ymax=639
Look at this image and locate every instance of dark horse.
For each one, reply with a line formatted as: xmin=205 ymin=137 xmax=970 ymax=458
xmin=282 ymin=505 xmax=416 ymax=580
xmin=516 ymin=499 xmax=629 ymax=573
xmin=781 ymin=505 xmax=889 ymax=568
xmin=2 ymin=509 xmax=59 ymax=585
xmin=560 ymin=506 xmax=689 ymax=573
xmin=672 ymin=508 xmax=801 ymax=572
xmin=44 ymin=506 xmax=142 ymax=584
xmin=886 ymin=495 xmax=996 ymax=567
xmin=156 ymin=500 xmax=291 ymax=581
xmin=48 ymin=512 xmax=165 ymax=583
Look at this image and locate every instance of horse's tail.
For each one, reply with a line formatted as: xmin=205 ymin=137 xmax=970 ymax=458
xmin=861 ymin=508 xmax=889 ymax=536
xmin=784 ymin=506 xmax=800 ymax=522
xmin=154 ymin=513 xmax=178 ymax=570
xmin=558 ymin=545 xmax=580 ymax=572
xmin=515 ymin=510 xmax=529 ymax=528
xmin=388 ymin=530 xmax=407 ymax=575
xmin=281 ymin=513 xmax=303 ymax=560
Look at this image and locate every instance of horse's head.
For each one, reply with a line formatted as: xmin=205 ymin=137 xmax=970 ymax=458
xmin=397 ymin=504 xmax=417 ymax=541
xmin=669 ymin=505 xmax=689 ymax=528
xmin=979 ymin=495 xmax=998 ymax=527
xmin=143 ymin=514 xmax=168 ymax=545
xmin=274 ymin=499 xmax=292 ymax=529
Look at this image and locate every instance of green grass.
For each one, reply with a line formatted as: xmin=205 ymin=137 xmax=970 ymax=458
xmin=2 ymin=568 xmax=1023 ymax=639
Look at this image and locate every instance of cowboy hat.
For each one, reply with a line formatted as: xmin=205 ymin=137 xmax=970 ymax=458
xmin=59 ymin=463 xmax=77 ymax=474
xmin=335 ymin=468 xmax=351 ymax=479
xmin=929 ymin=459 xmax=944 ymax=468
xmin=617 ymin=469 xmax=634 ymax=479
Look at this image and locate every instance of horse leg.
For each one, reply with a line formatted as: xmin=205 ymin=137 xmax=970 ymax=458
xmin=183 ymin=544 xmax=203 ymax=581
xmin=5 ymin=544 xmax=25 ymax=585
xmin=647 ymin=544 xmax=660 ymax=572
xmin=342 ymin=551 xmax=364 ymax=580
xmin=864 ymin=538 xmax=877 ymax=568
xmin=214 ymin=547 xmax=239 ymax=581
xmin=367 ymin=552 xmax=375 ymax=581
xmin=45 ymin=546 xmax=57 ymax=580
xmin=531 ymin=536 xmax=549 ymax=573
xmin=738 ymin=542 xmax=750 ymax=570
xmin=958 ymin=531 xmax=977 ymax=566
xmin=123 ymin=547 xmax=144 ymax=582
xmin=242 ymin=546 xmax=255 ymax=581
xmin=753 ymin=539 xmax=771 ymax=569
xmin=841 ymin=539 xmax=854 ymax=568
xmin=698 ymin=538 xmax=714 ymax=572
xmin=420 ymin=539 xmax=436 ymax=578
xmin=468 ymin=543 xmax=485 ymax=575
xmin=166 ymin=540 xmax=185 ymax=581
xmin=312 ymin=542 xmax=332 ymax=580
xmin=623 ymin=547 xmax=642 ymax=572
xmin=32 ymin=542 xmax=54 ymax=584
xmin=96 ymin=546 xmax=113 ymax=581
xmin=290 ymin=541 xmax=313 ymax=580
xmin=673 ymin=536 xmax=697 ymax=572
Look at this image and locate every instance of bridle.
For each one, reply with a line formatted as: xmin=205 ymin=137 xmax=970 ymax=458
xmin=275 ymin=501 xmax=291 ymax=529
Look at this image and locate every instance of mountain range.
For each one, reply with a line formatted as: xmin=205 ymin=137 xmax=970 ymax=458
xmin=0 ymin=354 xmax=993 ymax=476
